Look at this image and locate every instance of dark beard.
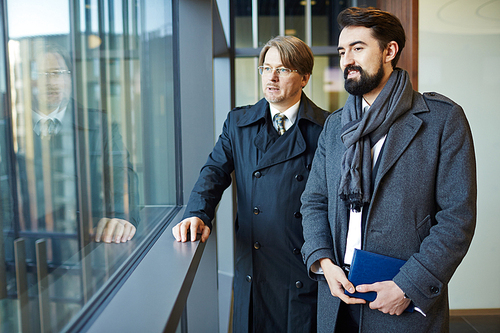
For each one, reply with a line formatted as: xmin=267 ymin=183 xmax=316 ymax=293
xmin=344 ymin=63 xmax=385 ymax=96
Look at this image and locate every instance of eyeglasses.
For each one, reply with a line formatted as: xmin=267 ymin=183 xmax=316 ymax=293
xmin=258 ymin=66 xmax=298 ymax=77
xmin=37 ymin=70 xmax=71 ymax=78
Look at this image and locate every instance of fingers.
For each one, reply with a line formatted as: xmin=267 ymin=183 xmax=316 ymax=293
xmin=171 ymin=222 xmax=182 ymax=241
xmin=172 ymin=217 xmax=209 ymax=243
xmin=121 ymin=222 xmax=136 ymax=242
xmin=200 ymin=225 xmax=211 ymax=243
xmin=111 ymin=222 xmax=125 ymax=243
xmin=320 ymin=259 xmax=366 ymax=305
xmin=339 ymin=275 xmax=355 ymax=295
xmin=358 ymin=281 xmax=410 ymax=315
xmin=95 ymin=218 xmax=107 ymax=242
xmin=95 ymin=218 xmax=136 ymax=243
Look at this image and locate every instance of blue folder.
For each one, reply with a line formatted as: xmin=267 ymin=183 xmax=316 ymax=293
xmin=345 ymin=249 xmax=414 ymax=312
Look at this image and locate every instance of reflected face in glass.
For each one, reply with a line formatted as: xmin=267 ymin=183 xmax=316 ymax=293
xmin=34 ymin=52 xmax=72 ymax=114
xmin=261 ymin=47 xmax=309 ymax=111
xmin=338 ymin=26 xmax=386 ymax=96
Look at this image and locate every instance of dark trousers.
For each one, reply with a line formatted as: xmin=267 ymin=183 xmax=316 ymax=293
xmin=335 ymin=303 xmax=360 ymax=333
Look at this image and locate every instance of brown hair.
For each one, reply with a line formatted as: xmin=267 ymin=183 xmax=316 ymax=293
xmin=338 ymin=7 xmax=406 ymax=68
xmin=258 ymin=36 xmax=314 ymax=75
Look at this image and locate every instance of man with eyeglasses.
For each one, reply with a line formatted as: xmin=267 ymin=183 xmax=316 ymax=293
xmin=16 ymin=43 xmax=139 ymax=248
xmin=172 ymin=36 xmax=329 ymax=332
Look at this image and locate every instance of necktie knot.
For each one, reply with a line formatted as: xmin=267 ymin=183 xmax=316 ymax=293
xmin=274 ymin=113 xmax=287 ymax=136
xmin=37 ymin=118 xmax=61 ymax=137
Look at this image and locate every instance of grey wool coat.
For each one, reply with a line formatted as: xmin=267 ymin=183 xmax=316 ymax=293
xmin=300 ymin=91 xmax=476 ymax=333
xmin=184 ymin=93 xmax=329 ymax=333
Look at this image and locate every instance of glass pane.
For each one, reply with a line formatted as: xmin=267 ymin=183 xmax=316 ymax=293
xmin=311 ymin=1 xmax=341 ymax=47
xmin=2 ymin=0 xmax=176 ymax=331
xmin=258 ymin=0 xmax=279 ymax=47
xmin=285 ymin=0 xmax=305 ymax=41
xmin=235 ymin=57 xmax=260 ymax=107
xmin=309 ymin=55 xmax=348 ymax=112
xmin=234 ymin=0 xmax=253 ymax=48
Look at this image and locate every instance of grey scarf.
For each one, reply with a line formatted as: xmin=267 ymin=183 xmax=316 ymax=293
xmin=339 ymin=68 xmax=414 ymax=212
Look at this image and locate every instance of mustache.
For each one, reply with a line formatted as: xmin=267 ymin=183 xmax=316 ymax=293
xmin=344 ymin=66 xmax=363 ymax=79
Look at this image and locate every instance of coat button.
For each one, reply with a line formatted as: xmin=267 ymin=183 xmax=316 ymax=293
xmin=306 ymin=163 xmax=312 ymax=171
xmin=293 ymin=248 xmax=300 ymax=255
xmin=294 ymin=211 xmax=302 ymax=218
xmin=295 ymin=281 xmax=303 ymax=289
xmin=430 ymin=286 xmax=439 ymax=294
xmin=295 ymin=174 xmax=304 ymax=181
xmin=253 ymin=207 xmax=260 ymax=215
xmin=254 ymin=242 xmax=261 ymax=250
xmin=253 ymin=171 xmax=261 ymax=178
xmin=246 ymin=275 xmax=252 ymax=283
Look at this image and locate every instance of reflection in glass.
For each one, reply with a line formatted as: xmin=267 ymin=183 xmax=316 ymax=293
xmin=1 ymin=0 xmax=176 ymax=331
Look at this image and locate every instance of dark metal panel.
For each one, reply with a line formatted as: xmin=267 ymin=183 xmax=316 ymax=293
xmin=14 ymin=238 xmax=31 ymax=333
xmin=35 ymin=239 xmax=51 ymax=333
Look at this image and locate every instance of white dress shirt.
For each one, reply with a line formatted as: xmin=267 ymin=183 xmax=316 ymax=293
xmin=33 ymin=106 xmax=67 ymax=136
xmin=311 ymin=99 xmax=386 ymax=271
xmin=269 ymin=100 xmax=300 ymax=132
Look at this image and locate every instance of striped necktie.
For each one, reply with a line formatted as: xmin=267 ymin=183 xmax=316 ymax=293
xmin=40 ymin=118 xmax=61 ymax=137
xmin=274 ymin=113 xmax=287 ymax=136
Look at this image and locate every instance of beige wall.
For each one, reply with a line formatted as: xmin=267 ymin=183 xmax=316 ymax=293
xmin=419 ymin=0 xmax=500 ymax=310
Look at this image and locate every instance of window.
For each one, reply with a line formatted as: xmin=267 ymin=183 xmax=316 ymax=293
xmin=0 ymin=0 xmax=177 ymax=331
xmin=233 ymin=0 xmax=376 ymax=112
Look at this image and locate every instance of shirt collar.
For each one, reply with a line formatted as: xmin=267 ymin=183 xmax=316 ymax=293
xmin=362 ymin=98 xmax=370 ymax=111
xmin=269 ymin=99 xmax=300 ymax=125
xmin=32 ymin=105 xmax=68 ymax=135
xmin=33 ymin=105 xmax=68 ymax=123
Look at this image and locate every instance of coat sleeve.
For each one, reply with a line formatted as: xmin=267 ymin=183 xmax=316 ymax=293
xmin=88 ymin=108 xmax=140 ymax=227
xmin=183 ymin=113 xmax=235 ymax=229
xmin=301 ymin=115 xmax=336 ymax=281
xmin=393 ymin=99 xmax=477 ymax=313
xmin=108 ymin=121 xmax=141 ymax=227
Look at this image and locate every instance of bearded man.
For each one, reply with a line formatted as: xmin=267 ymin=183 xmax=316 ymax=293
xmin=301 ymin=7 xmax=476 ymax=333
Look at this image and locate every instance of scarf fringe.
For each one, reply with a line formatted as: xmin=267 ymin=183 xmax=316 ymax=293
xmin=339 ymin=192 xmax=364 ymax=212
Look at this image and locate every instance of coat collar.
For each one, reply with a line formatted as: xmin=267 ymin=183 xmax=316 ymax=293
xmin=236 ymin=93 xmax=326 ymax=128
xmin=239 ymin=93 xmax=325 ymax=170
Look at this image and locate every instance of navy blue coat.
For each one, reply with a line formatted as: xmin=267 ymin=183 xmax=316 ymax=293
xmin=15 ymin=104 xmax=139 ymax=263
xmin=184 ymin=94 xmax=329 ymax=332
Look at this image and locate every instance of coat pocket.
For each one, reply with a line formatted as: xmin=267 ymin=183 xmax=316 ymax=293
xmin=416 ymin=215 xmax=432 ymax=243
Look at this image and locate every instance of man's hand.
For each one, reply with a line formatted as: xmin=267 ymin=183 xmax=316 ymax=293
xmin=356 ymin=281 xmax=411 ymax=315
xmin=172 ymin=217 xmax=211 ymax=243
xmin=319 ymin=258 xmax=366 ymax=305
xmin=95 ymin=218 xmax=136 ymax=243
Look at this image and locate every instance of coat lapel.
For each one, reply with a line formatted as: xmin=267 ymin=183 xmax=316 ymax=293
xmin=372 ymin=92 xmax=428 ymax=195
xmin=237 ymin=94 xmax=324 ymax=170
xmin=254 ymin=122 xmax=306 ymax=170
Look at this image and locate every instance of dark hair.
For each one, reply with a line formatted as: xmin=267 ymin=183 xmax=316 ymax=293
xmin=259 ymin=36 xmax=314 ymax=75
xmin=337 ymin=7 xmax=406 ymax=68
